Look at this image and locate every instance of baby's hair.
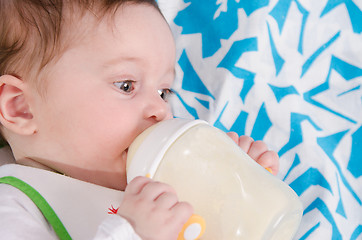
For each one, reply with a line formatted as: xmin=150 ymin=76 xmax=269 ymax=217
xmin=0 ymin=0 xmax=160 ymax=144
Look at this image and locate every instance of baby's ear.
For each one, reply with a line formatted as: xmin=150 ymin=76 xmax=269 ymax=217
xmin=0 ymin=75 xmax=36 ymax=135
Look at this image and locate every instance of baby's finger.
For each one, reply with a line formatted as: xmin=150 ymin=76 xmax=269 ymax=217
xmin=226 ymin=132 xmax=239 ymax=144
xmin=125 ymin=176 xmax=153 ymax=195
xmin=255 ymin=150 xmax=279 ymax=176
xmin=155 ymin=191 xmax=179 ymax=209
xmin=141 ymin=181 xmax=177 ymax=201
xmin=237 ymin=135 xmax=254 ymax=153
xmin=247 ymin=140 xmax=268 ymax=160
xmin=171 ymin=201 xmax=194 ymax=224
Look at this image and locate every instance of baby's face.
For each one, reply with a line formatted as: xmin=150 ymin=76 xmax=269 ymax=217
xmin=29 ymin=4 xmax=175 ymax=190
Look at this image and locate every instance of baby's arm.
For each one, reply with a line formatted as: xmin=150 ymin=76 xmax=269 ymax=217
xmin=227 ymin=132 xmax=279 ymax=175
xmin=117 ymin=176 xmax=193 ymax=240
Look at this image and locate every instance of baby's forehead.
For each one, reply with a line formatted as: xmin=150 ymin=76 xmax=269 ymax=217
xmin=46 ymin=4 xmax=173 ymax=68
xmin=41 ymin=6 xmax=120 ymax=65
xmin=63 ymin=4 xmax=169 ymax=50
xmin=60 ymin=3 xmax=155 ymax=46
xmin=54 ymin=3 xmax=163 ymax=58
xmin=23 ymin=9 xmax=112 ymax=92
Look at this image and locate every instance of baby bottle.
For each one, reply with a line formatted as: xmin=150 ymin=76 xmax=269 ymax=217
xmin=126 ymin=118 xmax=303 ymax=240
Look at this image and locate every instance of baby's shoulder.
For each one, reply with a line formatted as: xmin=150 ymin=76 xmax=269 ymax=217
xmin=0 ymin=182 xmax=56 ymax=239
xmin=0 ymin=182 xmax=38 ymax=210
xmin=0 ymin=182 xmax=46 ymax=223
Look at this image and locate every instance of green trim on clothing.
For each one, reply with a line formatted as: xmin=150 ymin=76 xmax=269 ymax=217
xmin=0 ymin=176 xmax=72 ymax=240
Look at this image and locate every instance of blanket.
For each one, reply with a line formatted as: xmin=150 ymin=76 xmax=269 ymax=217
xmin=158 ymin=0 xmax=362 ymax=239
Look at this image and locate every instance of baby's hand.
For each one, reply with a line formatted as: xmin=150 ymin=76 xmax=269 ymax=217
xmin=227 ymin=132 xmax=279 ymax=175
xmin=118 ymin=176 xmax=193 ymax=240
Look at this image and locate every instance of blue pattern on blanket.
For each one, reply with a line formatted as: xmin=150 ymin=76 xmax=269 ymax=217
xmin=158 ymin=0 xmax=362 ymax=239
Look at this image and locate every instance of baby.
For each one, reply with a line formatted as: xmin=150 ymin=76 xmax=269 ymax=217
xmin=0 ymin=0 xmax=279 ymax=239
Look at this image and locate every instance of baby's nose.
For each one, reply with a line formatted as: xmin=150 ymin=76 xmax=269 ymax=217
xmin=143 ymin=95 xmax=172 ymax=122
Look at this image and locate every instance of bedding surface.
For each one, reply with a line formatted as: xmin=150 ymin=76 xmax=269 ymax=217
xmin=158 ymin=0 xmax=362 ymax=239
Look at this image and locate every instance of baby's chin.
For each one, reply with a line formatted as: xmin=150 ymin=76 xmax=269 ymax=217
xmin=66 ymin=155 xmax=128 ymax=191
xmin=98 ymin=151 xmax=128 ymax=190
xmin=86 ymin=168 xmax=127 ymax=191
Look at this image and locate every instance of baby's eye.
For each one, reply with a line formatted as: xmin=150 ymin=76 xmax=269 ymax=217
xmin=158 ymin=88 xmax=174 ymax=101
xmin=114 ymin=80 xmax=135 ymax=93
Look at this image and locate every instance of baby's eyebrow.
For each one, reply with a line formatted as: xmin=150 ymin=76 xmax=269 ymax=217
xmin=102 ymin=55 xmax=143 ymax=69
